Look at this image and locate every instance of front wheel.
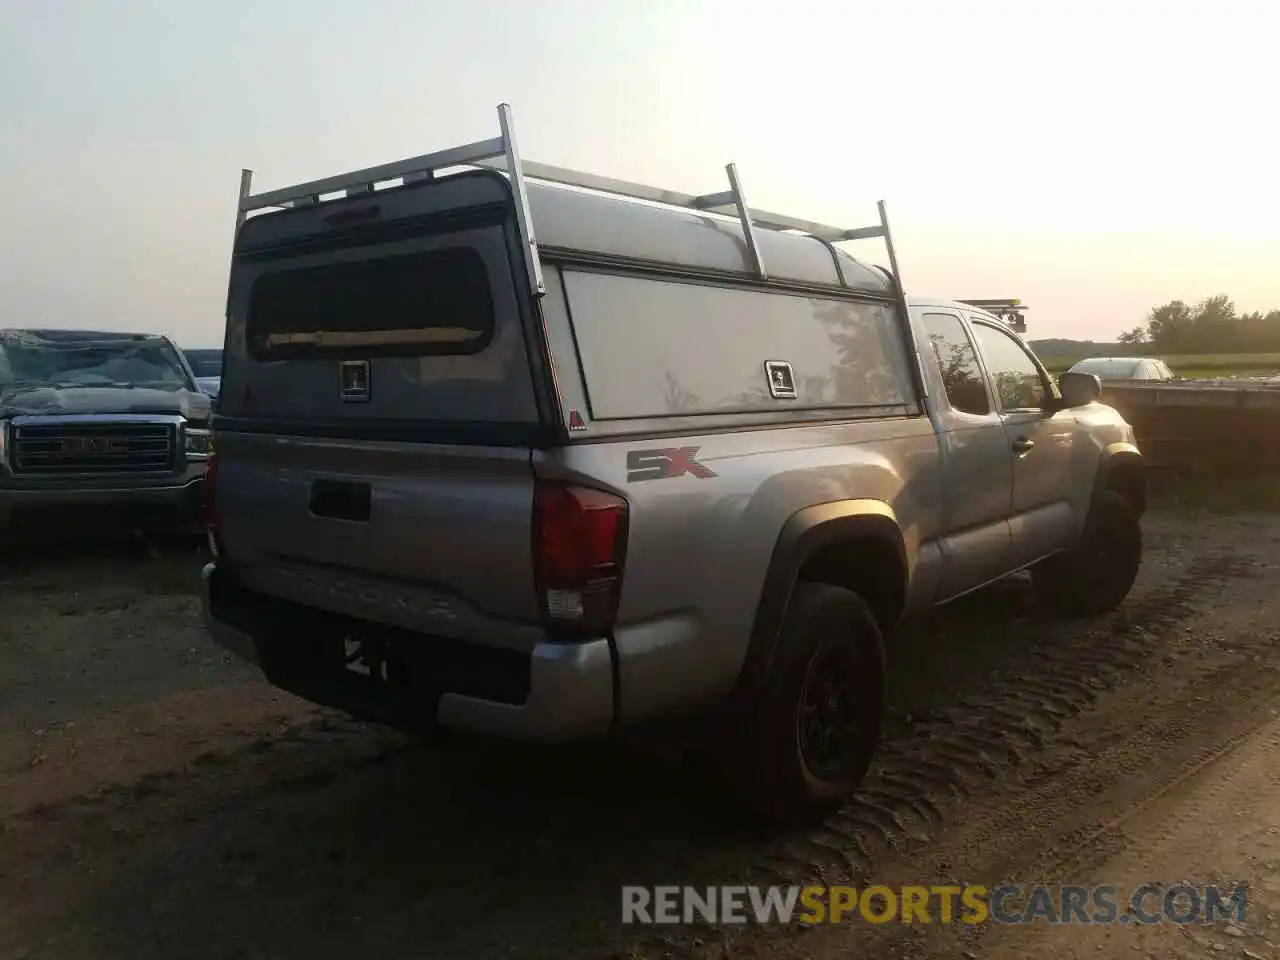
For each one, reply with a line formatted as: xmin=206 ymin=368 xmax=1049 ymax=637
xmin=1032 ymin=490 xmax=1143 ymax=618
xmin=729 ymin=582 xmax=887 ymax=825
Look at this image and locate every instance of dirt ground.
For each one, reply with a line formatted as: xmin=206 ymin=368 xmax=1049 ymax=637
xmin=2 ymin=498 xmax=1279 ymax=960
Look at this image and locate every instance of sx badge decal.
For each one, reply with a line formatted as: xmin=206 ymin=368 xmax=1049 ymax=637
xmin=626 ymin=446 xmax=716 ymax=482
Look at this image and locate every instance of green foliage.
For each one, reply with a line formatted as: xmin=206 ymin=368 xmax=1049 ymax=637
xmin=1033 ymin=296 xmax=1280 ymax=376
xmin=1122 ymin=295 xmax=1280 ymax=353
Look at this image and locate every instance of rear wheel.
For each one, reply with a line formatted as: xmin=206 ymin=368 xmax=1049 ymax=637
xmin=1032 ymin=490 xmax=1143 ymax=617
xmin=729 ymin=582 xmax=887 ymax=825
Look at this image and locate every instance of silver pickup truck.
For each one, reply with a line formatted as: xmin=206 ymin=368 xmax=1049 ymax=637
xmin=203 ymin=105 xmax=1144 ymax=823
xmin=0 ymin=329 xmax=213 ymax=537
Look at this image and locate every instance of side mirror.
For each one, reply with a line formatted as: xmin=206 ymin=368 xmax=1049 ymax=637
xmin=1058 ymin=371 xmax=1102 ymax=407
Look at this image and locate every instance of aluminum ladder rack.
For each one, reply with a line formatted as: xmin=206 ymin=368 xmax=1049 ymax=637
xmin=232 ymin=103 xmax=905 ymax=301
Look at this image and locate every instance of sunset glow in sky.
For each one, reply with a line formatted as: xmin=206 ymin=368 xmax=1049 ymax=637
xmin=2 ymin=0 xmax=1275 ymax=345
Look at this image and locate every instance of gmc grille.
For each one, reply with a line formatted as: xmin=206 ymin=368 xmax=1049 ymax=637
xmin=9 ymin=422 xmax=176 ymax=476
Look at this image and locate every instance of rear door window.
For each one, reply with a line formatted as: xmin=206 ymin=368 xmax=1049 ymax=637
xmin=921 ymin=312 xmax=990 ymax=415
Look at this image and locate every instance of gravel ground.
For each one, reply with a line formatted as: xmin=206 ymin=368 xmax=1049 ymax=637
xmin=1 ymin=503 xmax=1277 ymax=960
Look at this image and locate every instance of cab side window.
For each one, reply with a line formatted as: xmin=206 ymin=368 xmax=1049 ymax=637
xmin=921 ymin=312 xmax=990 ymax=415
xmin=971 ymin=322 xmax=1049 ymax=412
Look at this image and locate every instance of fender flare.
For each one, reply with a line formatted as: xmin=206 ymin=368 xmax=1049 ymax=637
xmin=1094 ymin=443 xmax=1146 ymax=515
xmin=732 ymin=499 xmax=908 ymax=704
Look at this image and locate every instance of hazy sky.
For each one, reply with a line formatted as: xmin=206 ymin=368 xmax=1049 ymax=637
xmin=2 ymin=0 xmax=1275 ymax=346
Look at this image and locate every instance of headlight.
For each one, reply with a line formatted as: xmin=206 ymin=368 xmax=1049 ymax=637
xmin=184 ymin=426 xmax=213 ymax=459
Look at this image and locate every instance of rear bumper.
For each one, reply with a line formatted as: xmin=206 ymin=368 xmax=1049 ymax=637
xmin=202 ymin=563 xmax=616 ymax=743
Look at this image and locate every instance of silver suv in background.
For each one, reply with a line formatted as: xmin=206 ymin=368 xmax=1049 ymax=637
xmin=203 ymin=105 xmax=1145 ymax=823
xmin=0 ymin=329 xmax=213 ymax=537
xmin=1067 ymin=356 xmax=1174 ymax=382
xmin=183 ymin=347 xmax=223 ymax=400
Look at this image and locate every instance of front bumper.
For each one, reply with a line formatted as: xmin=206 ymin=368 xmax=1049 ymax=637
xmin=0 ymin=467 xmax=206 ymax=533
xmin=202 ymin=563 xmax=617 ymax=743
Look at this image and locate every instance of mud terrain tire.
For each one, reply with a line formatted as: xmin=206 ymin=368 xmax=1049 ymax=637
xmin=733 ymin=582 xmax=887 ymax=826
xmin=1032 ymin=490 xmax=1143 ymax=618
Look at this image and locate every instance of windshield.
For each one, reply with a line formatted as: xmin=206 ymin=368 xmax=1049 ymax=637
xmin=0 ymin=339 xmax=192 ymax=390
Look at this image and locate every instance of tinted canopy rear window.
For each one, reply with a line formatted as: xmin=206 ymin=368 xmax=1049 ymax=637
xmin=246 ymin=246 xmax=494 ymax=359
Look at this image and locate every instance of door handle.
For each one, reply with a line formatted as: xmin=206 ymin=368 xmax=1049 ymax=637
xmin=1011 ymin=437 xmax=1035 ymax=455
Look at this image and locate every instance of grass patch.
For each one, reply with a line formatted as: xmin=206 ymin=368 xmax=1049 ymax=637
xmin=1162 ymin=367 xmax=1279 ymax=380
xmin=1041 ymin=351 xmax=1280 ymax=377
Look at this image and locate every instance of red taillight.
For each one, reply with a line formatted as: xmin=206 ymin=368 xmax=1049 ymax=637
xmin=203 ymin=451 xmax=225 ymax=558
xmin=532 ymin=482 xmax=629 ymax=637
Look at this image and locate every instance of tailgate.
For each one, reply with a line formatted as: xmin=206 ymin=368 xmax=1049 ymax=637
xmin=215 ymin=433 xmax=542 ymax=648
xmin=214 ymin=173 xmax=551 ymax=646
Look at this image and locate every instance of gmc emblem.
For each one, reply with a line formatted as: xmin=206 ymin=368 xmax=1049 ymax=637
xmin=63 ymin=436 xmax=120 ymax=454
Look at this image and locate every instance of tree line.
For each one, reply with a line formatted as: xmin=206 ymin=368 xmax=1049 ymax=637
xmin=1118 ymin=296 xmax=1280 ymax=354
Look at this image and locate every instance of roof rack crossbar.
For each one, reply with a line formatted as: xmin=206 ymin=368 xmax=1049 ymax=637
xmin=233 ymin=103 xmax=902 ymax=300
xmin=239 ymin=135 xmax=508 ymax=213
xmin=499 ymin=158 xmax=885 ymax=245
xmin=482 ymin=158 xmax=706 ymax=209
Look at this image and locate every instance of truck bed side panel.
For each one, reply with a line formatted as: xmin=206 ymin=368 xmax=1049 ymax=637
xmin=541 ymin=418 xmax=943 ymax=725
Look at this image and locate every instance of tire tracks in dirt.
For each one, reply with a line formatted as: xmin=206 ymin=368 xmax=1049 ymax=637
xmin=696 ymin=537 xmax=1280 ymax=960
xmin=776 ymin=663 xmax=1280 ymax=960
xmin=3 ymin=521 xmax=1270 ymax=960
xmin=753 ymin=553 xmax=1259 ymax=890
xmin=631 ymin=549 xmax=1264 ymax=957
xmin=2 ymin=710 xmax=411 ymax=835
